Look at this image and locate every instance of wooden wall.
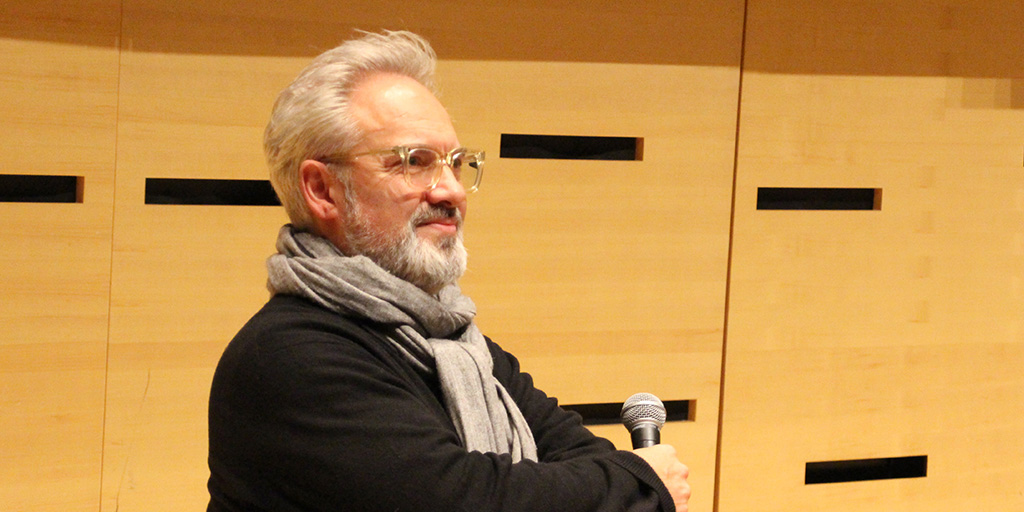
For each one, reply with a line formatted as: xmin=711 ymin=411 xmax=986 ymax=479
xmin=1 ymin=1 xmax=119 ymax=510
xmin=1 ymin=1 xmax=1020 ymax=511
xmin=720 ymin=2 xmax=1024 ymax=511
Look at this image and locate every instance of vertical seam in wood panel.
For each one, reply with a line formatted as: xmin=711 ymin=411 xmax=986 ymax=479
xmin=713 ymin=1 xmax=749 ymax=511
xmin=99 ymin=1 xmax=126 ymax=508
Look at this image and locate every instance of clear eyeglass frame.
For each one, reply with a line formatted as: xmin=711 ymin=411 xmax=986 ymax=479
xmin=318 ymin=146 xmax=483 ymax=194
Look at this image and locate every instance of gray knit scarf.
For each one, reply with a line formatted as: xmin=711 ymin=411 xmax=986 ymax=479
xmin=266 ymin=225 xmax=537 ymax=462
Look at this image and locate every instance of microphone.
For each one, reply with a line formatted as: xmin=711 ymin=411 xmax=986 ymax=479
xmin=621 ymin=393 xmax=667 ymax=449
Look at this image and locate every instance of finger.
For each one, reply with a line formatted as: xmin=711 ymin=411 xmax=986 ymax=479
xmin=669 ymin=462 xmax=689 ymax=479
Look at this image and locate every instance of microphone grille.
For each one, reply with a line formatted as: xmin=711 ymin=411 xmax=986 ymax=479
xmin=621 ymin=392 xmax=667 ymax=430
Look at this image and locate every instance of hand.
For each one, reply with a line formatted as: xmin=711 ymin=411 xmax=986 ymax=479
xmin=632 ymin=444 xmax=690 ymax=512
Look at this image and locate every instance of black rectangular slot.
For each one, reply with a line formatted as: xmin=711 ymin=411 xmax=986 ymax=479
xmin=805 ymin=455 xmax=927 ymax=484
xmin=0 ymin=174 xmax=82 ymax=203
xmin=145 ymin=178 xmax=280 ymax=206
xmin=757 ymin=187 xmax=881 ymax=210
xmin=499 ymin=134 xmax=643 ymax=161
xmin=562 ymin=400 xmax=692 ymax=426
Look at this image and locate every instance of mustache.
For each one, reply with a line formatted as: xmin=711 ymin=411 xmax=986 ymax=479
xmin=410 ymin=204 xmax=462 ymax=227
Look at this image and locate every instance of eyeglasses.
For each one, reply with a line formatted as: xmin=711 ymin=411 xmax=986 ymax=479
xmin=319 ymin=146 xmax=483 ymax=193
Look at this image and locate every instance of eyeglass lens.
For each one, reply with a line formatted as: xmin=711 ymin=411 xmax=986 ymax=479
xmin=405 ymin=148 xmax=480 ymax=191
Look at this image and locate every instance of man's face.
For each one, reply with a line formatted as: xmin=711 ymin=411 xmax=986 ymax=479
xmin=334 ymin=72 xmax=469 ymax=293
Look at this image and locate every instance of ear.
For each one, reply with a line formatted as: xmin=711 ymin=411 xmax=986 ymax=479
xmin=299 ymin=159 xmax=344 ymax=222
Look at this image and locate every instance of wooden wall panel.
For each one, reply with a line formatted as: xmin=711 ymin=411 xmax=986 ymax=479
xmin=14 ymin=2 xmax=1021 ymax=512
xmin=447 ymin=58 xmax=741 ymax=511
xmin=101 ymin=22 xmax=290 ymax=512
xmin=96 ymin=1 xmax=744 ymax=510
xmin=0 ymin=1 xmax=120 ymax=510
xmin=721 ymin=2 xmax=1024 ymax=511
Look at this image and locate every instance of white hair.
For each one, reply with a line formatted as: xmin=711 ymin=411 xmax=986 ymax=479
xmin=264 ymin=30 xmax=438 ymax=228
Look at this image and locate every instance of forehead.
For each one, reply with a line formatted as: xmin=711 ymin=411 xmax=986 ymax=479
xmin=349 ymin=72 xmax=457 ymax=149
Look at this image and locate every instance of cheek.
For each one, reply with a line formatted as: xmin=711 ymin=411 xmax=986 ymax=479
xmin=362 ymin=196 xmax=421 ymax=231
xmin=373 ymin=176 xmax=424 ymax=205
xmin=349 ymin=176 xmax=425 ymax=230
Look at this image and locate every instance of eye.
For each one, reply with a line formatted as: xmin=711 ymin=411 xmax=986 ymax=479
xmin=406 ymin=148 xmax=438 ymax=171
xmin=449 ymin=152 xmax=465 ymax=170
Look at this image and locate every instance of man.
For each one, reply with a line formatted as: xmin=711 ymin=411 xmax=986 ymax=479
xmin=207 ymin=30 xmax=690 ymax=511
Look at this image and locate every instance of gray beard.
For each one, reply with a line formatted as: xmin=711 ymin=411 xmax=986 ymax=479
xmin=344 ymin=201 xmax=467 ymax=294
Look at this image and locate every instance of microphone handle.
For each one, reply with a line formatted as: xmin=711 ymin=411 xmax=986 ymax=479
xmin=631 ymin=425 xmax=661 ymax=449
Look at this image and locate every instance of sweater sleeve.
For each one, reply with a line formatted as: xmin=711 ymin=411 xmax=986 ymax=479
xmin=488 ymin=339 xmax=676 ymax=511
xmin=208 ymin=298 xmax=675 ymax=512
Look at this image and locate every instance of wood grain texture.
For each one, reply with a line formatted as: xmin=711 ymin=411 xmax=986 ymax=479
xmin=4 ymin=2 xmax=1021 ymax=512
xmin=0 ymin=1 xmax=120 ymax=510
xmin=446 ymin=57 xmax=741 ymax=512
xmin=102 ymin=45 xmax=290 ymax=512
xmin=721 ymin=2 xmax=1024 ymax=510
xmin=97 ymin=2 xmax=743 ymax=510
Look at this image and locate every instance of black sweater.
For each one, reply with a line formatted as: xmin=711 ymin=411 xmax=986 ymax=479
xmin=208 ymin=294 xmax=673 ymax=511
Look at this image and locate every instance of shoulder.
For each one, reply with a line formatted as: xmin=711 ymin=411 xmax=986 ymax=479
xmin=223 ymin=294 xmax=393 ymax=363
xmin=211 ymin=295 xmax=404 ymax=399
xmin=238 ymin=294 xmax=370 ymax=346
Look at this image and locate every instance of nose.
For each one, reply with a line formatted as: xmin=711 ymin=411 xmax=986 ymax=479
xmin=426 ymin=162 xmax=467 ymax=208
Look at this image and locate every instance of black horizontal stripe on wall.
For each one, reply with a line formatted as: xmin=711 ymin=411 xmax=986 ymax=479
xmin=500 ymin=134 xmax=643 ymax=161
xmin=757 ymin=187 xmax=881 ymax=210
xmin=805 ymin=455 xmax=927 ymax=484
xmin=0 ymin=174 xmax=82 ymax=203
xmin=561 ymin=399 xmax=693 ymax=426
xmin=145 ymin=178 xmax=280 ymax=206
